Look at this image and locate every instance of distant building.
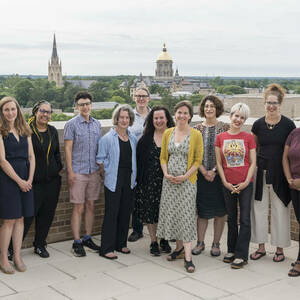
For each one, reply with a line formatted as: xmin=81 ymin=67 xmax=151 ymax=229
xmin=155 ymin=43 xmax=173 ymax=80
xmin=48 ymin=34 xmax=63 ymax=88
xmin=120 ymin=43 xmax=213 ymax=98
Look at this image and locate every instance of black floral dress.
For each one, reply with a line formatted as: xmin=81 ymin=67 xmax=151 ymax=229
xmin=135 ymin=140 xmax=163 ymax=224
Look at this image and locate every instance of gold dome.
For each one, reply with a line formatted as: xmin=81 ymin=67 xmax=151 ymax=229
xmin=157 ymin=43 xmax=172 ymax=61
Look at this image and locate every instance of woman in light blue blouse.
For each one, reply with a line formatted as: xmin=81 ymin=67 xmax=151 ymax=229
xmin=96 ymin=105 xmax=137 ymax=260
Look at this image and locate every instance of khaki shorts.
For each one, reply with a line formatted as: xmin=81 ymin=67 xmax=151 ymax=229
xmin=69 ymin=171 xmax=101 ymax=204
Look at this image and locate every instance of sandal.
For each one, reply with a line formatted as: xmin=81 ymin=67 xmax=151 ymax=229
xmin=210 ymin=242 xmax=221 ymax=257
xmin=288 ymin=261 xmax=300 ymax=277
xmin=167 ymin=247 xmax=184 ymax=261
xmin=192 ymin=241 xmax=205 ymax=255
xmin=273 ymin=252 xmax=285 ymax=262
xmin=250 ymin=250 xmax=266 ymax=260
xmin=184 ymin=258 xmax=195 ymax=273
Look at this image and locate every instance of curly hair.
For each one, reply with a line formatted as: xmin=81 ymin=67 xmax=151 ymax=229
xmin=0 ymin=96 xmax=31 ymax=137
xmin=264 ymin=83 xmax=285 ymax=104
xmin=198 ymin=95 xmax=224 ymax=118
xmin=143 ymin=106 xmax=175 ymax=135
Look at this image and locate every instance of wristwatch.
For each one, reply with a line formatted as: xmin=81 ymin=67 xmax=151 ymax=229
xmin=212 ymin=167 xmax=217 ymax=173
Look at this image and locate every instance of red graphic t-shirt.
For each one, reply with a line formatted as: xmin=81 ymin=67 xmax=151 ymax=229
xmin=215 ymin=131 xmax=256 ymax=184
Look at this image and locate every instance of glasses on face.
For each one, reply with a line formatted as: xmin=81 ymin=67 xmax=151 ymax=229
xmin=265 ymin=101 xmax=279 ymax=106
xmin=77 ymin=102 xmax=91 ymax=107
xmin=135 ymin=95 xmax=148 ymax=98
xmin=39 ymin=109 xmax=52 ymax=115
xmin=204 ymin=104 xmax=215 ymax=109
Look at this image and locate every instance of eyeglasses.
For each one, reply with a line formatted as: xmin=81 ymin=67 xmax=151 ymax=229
xmin=77 ymin=102 xmax=91 ymax=107
xmin=265 ymin=101 xmax=279 ymax=106
xmin=135 ymin=95 xmax=148 ymax=98
xmin=39 ymin=109 xmax=52 ymax=115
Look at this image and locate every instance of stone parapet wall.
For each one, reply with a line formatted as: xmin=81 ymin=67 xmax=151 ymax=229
xmin=21 ymin=117 xmax=299 ymax=248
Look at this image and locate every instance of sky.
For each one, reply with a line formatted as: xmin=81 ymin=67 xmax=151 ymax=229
xmin=1 ymin=0 xmax=300 ymax=77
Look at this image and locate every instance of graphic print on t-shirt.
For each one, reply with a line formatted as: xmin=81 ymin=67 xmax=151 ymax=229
xmin=223 ymin=139 xmax=245 ymax=167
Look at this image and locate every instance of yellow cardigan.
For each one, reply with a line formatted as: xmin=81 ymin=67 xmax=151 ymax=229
xmin=160 ymin=127 xmax=203 ymax=184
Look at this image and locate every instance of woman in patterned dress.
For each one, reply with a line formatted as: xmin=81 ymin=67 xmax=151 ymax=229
xmin=135 ymin=106 xmax=175 ymax=256
xmin=157 ymin=101 xmax=203 ymax=273
xmin=192 ymin=95 xmax=229 ymax=257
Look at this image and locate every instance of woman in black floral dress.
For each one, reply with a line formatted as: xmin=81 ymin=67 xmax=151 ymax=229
xmin=135 ymin=106 xmax=175 ymax=256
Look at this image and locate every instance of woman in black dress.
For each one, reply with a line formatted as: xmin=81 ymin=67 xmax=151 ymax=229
xmin=0 ymin=96 xmax=35 ymax=274
xmin=135 ymin=106 xmax=175 ymax=256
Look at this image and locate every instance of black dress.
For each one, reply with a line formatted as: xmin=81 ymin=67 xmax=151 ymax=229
xmin=0 ymin=133 xmax=34 ymax=219
xmin=135 ymin=139 xmax=163 ymax=224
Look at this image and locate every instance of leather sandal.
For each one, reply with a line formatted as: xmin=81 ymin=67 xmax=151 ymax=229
xmin=184 ymin=258 xmax=195 ymax=273
xmin=288 ymin=261 xmax=300 ymax=277
xmin=250 ymin=250 xmax=266 ymax=260
xmin=167 ymin=247 xmax=184 ymax=261
xmin=210 ymin=242 xmax=221 ymax=257
xmin=192 ymin=241 xmax=205 ymax=255
xmin=273 ymin=252 xmax=285 ymax=262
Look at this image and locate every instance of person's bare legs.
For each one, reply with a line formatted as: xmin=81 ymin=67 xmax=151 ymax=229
xmin=193 ymin=217 xmax=207 ymax=252
xmin=71 ymin=204 xmax=84 ymax=240
xmin=85 ymin=201 xmax=94 ymax=236
xmin=0 ymin=219 xmax=15 ymax=269
xmin=147 ymin=224 xmax=157 ymax=243
xmin=12 ymin=218 xmax=24 ymax=266
xmin=211 ymin=216 xmax=226 ymax=253
xmin=184 ymin=241 xmax=195 ymax=272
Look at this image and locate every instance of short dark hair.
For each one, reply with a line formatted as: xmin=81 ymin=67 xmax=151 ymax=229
xmin=143 ymin=106 xmax=175 ymax=135
xmin=198 ymin=95 xmax=224 ymax=118
xmin=174 ymin=100 xmax=193 ymax=123
xmin=74 ymin=91 xmax=93 ymax=104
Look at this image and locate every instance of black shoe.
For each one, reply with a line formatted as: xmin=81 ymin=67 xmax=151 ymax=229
xmin=128 ymin=232 xmax=143 ymax=242
xmin=231 ymin=258 xmax=248 ymax=269
xmin=82 ymin=237 xmax=100 ymax=252
xmin=72 ymin=242 xmax=86 ymax=257
xmin=150 ymin=242 xmax=160 ymax=256
xmin=8 ymin=247 xmax=13 ymax=261
xmin=160 ymin=239 xmax=171 ymax=253
xmin=34 ymin=246 xmax=50 ymax=258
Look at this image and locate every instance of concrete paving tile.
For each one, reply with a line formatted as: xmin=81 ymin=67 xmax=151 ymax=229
xmin=1 ymin=286 xmax=68 ymax=299
xmin=114 ymin=252 xmax=147 ymax=266
xmin=194 ymin=265 xmax=277 ymax=294
xmin=115 ymin=283 xmax=200 ymax=300
xmin=0 ymin=281 xmax=15 ymax=297
xmin=169 ymin=277 xmax=230 ymax=299
xmin=105 ymin=262 xmax=185 ymax=289
xmin=0 ymin=264 xmax=72 ymax=292
xmin=246 ymin=255 xmax=293 ymax=279
xmin=238 ymin=278 xmax=300 ymax=300
xmin=48 ymin=240 xmax=76 ymax=257
xmin=52 ymin=273 xmax=136 ymax=300
xmin=49 ymin=255 xmax=122 ymax=277
xmin=20 ymin=246 xmax=71 ymax=267
xmin=219 ymin=295 xmax=246 ymax=300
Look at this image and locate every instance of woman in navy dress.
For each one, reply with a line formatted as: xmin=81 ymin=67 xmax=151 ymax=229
xmin=0 ymin=96 xmax=35 ymax=274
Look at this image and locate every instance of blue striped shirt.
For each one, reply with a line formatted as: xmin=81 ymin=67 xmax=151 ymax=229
xmin=64 ymin=114 xmax=102 ymax=174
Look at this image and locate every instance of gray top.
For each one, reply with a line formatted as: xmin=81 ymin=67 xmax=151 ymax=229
xmin=128 ymin=107 xmax=150 ymax=141
xmin=64 ymin=114 xmax=102 ymax=174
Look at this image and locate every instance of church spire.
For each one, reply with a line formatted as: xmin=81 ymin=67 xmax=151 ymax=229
xmin=51 ymin=34 xmax=58 ymax=59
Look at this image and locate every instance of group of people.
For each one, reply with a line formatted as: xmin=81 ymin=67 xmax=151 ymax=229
xmin=0 ymin=83 xmax=299 ymax=277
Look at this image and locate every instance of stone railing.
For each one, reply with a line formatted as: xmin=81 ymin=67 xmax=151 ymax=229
xmin=22 ymin=116 xmax=300 ymax=247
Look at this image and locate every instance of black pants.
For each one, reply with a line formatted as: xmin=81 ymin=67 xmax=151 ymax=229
xmin=223 ymin=183 xmax=253 ymax=261
xmin=291 ymin=189 xmax=300 ymax=261
xmin=132 ymin=197 xmax=143 ymax=234
xmin=100 ymin=168 xmax=133 ymax=255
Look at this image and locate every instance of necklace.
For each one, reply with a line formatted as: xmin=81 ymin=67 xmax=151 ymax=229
xmin=265 ymin=115 xmax=281 ymax=130
xmin=116 ymin=129 xmax=128 ymax=140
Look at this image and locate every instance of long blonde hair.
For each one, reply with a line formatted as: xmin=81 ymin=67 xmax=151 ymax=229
xmin=0 ymin=96 xmax=31 ymax=137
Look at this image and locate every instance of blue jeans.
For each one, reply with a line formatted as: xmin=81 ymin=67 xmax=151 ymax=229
xmin=223 ymin=183 xmax=253 ymax=261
